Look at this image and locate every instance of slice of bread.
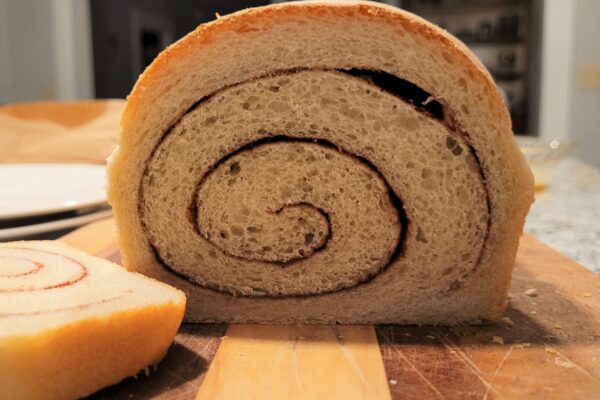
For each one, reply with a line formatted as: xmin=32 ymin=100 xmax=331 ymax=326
xmin=0 ymin=241 xmax=186 ymax=400
xmin=107 ymin=1 xmax=534 ymax=324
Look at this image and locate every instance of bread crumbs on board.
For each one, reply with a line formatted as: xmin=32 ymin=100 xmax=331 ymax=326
xmin=554 ymin=357 xmax=575 ymax=368
xmin=491 ymin=336 xmax=504 ymax=345
xmin=516 ymin=342 xmax=531 ymax=349
xmin=524 ymin=288 xmax=538 ymax=297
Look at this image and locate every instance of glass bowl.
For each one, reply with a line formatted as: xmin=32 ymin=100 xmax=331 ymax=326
xmin=515 ymin=136 xmax=574 ymax=190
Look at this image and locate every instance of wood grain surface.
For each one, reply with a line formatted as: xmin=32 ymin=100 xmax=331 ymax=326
xmin=89 ymin=323 xmax=228 ymax=400
xmin=62 ymin=218 xmax=600 ymax=400
xmin=0 ymin=100 xmax=124 ymax=164
xmin=196 ymin=324 xmax=391 ymax=400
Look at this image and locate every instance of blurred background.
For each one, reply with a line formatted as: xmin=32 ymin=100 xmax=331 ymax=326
xmin=0 ymin=0 xmax=598 ymax=167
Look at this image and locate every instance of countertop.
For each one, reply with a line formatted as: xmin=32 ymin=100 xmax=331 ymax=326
xmin=525 ymin=157 xmax=600 ymax=273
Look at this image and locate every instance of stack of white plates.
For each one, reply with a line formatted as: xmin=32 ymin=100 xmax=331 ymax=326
xmin=0 ymin=164 xmax=112 ymax=241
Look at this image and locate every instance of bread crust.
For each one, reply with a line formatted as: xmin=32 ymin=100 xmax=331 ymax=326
xmin=108 ymin=1 xmax=534 ymax=324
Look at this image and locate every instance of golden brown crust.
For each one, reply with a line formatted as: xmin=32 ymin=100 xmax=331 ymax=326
xmin=123 ymin=1 xmax=507 ymax=132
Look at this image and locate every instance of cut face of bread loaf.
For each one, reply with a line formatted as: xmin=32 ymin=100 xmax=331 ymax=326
xmin=0 ymin=241 xmax=186 ymax=400
xmin=108 ymin=1 xmax=534 ymax=324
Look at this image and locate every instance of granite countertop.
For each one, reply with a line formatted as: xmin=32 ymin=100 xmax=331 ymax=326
xmin=525 ymin=157 xmax=600 ymax=274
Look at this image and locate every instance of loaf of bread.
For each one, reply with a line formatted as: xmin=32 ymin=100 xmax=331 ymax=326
xmin=107 ymin=1 xmax=534 ymax=324
xmin=0 ymin=241 xmax=186 ymax=400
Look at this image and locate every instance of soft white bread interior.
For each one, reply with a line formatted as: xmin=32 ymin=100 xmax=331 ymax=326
xmin=0 ymin=241 xmax=186 ymax=400
xmin=108 ymin=1 xmax=534 ymax=324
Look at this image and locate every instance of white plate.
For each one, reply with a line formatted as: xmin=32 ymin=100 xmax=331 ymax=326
xmin=0 ymin=164 xmax=107 ymax=220
xmin=0 ymin=208 xmax=113 ymax=241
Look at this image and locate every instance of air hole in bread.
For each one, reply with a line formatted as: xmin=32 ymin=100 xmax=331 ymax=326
xmin=139 ymin=68 xmax=490 ymax=299
xmin=304 ymin=233 xmax=315 ymax=245
xmin=416 ymin=227 xmax=428 ymax=243
xmin=229 ymin=162 xmax=241 ymax=175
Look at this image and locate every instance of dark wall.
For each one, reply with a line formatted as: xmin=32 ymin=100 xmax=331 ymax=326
xmin=90 ymin=0 xmax=267 ymax=99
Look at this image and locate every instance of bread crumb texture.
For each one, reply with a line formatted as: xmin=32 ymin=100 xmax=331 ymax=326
xmin=108 ymin=1 xmax=533 ymax=324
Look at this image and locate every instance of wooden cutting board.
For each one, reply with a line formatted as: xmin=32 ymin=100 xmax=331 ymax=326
xmin=60 ymin=218 xmax=600 ymax=400
xmin=0 ymin=100 xmax=125 ymax=164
